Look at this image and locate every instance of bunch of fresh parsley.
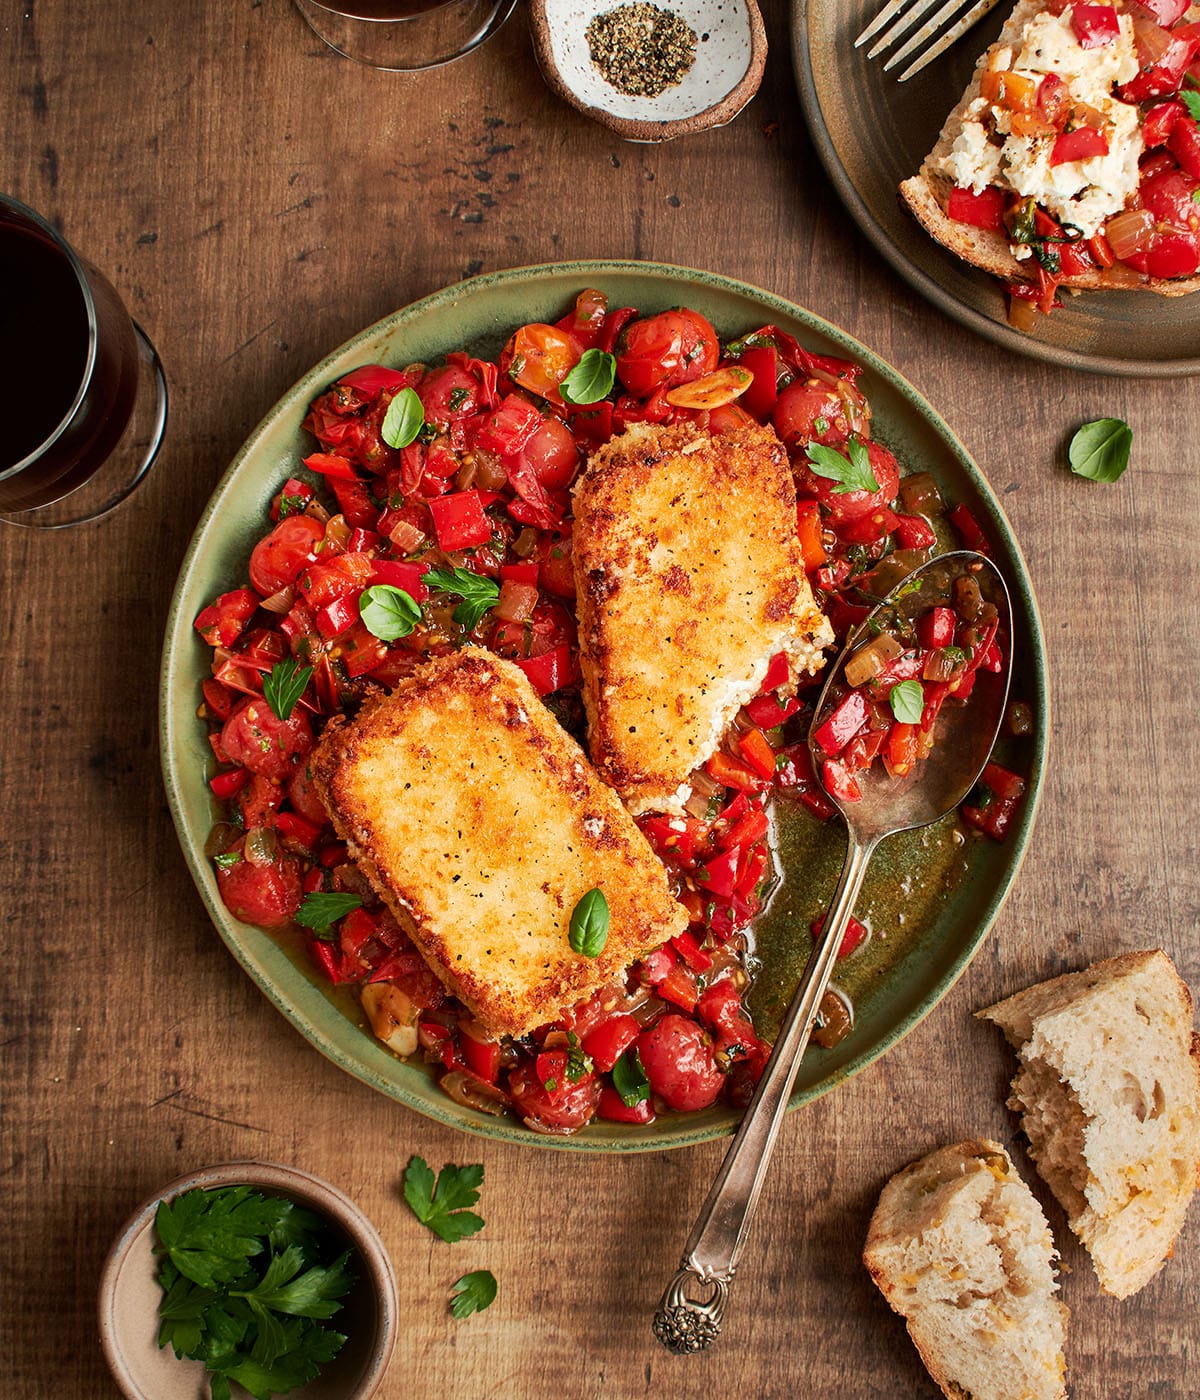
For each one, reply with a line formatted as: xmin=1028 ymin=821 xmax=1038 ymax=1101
xmin=153 ymin=1185 xmax=355 ymax=1400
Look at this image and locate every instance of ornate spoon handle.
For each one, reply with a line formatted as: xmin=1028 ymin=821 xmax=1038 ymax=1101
xmin=652 ymin=831 xmax=875 ymax=1354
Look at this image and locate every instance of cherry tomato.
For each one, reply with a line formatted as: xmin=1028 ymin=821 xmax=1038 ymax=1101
xmin=419 ymin=365 xmax=481 ymax=428
xmin=636 ymin=1015 xmax=724 ymax=1112
xmin=490 ymin=600 xmax=575 ymax=660
xmin=217 ymin=847 xmax=302 ymax=929
xmin=773 ymin=381 xmax=861 ymax=449
xmin=794 ymin=438 xmax=901 ymax=524
xmin=248 ymin=515 xmax=324 ymax=597
xmin=534 ymin=528 xmax=576 ymax=600
xmin=221 ymin=697 xmax=314 ymax=781
xmin=521 ymin=416 xmax=581 ymax=489
xmin=502 ymin=323 xmax=584 ymax=402
xmin=506 ymin=1062 xmax=600 ymax=1132
xmin=615 ymin=309 xmax=719 ymax=398
xmin=286 ymin=764 xmax=329 ymax=825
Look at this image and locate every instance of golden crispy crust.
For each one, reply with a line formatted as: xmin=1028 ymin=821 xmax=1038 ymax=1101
xmin=309 ymin=647 xmax=686 ymax=1038
xmin=571 ymin=420 xmax=832 ymax=816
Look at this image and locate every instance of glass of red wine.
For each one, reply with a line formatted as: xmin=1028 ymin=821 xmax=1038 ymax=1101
xmin=293 ymin=0 xmax=519 ymax=70
xmin=0 ymin=195 xmax=167 ymax=529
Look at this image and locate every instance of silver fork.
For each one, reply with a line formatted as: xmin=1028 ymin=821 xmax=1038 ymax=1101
xmin=854 ymin=0 xmax=1003 ymax=80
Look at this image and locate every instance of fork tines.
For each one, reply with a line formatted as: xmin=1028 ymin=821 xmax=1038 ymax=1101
xmin=855 ymin=0 xmax=1002 ymax=80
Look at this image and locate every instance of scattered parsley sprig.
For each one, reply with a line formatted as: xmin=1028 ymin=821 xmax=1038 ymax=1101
xmin=805 ymin=438 xmax=880 ymax=495
xmin=421 ymin=567 xmax=501 ymax=631
xmin=402 ymin=1156 xmax=485 ymax=1244
xmin=262 ymin=659 xmax=313 ymax=722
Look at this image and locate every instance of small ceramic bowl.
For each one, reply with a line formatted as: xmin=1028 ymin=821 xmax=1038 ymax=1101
xmin=530 ymin=0 xmax=767 ymax=142
xmin=98 ymin=1161 xmax=398 ymax=1400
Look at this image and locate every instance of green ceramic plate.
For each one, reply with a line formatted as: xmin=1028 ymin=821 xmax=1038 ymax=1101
xmin=791 ymin=0 xmax=1200 ymax=377
xmin=160 ymin=260 xmax=1048 ymax=1152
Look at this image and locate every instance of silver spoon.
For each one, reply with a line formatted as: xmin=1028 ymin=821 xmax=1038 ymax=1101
xmin=652 ymin=549 xmax=1013 ymax=1354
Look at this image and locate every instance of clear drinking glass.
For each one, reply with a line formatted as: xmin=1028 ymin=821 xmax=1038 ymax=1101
xmin=294 ymin=0 xmax=519 ymax=71
xmin=0 ymin=195 xmax=168 ymax=529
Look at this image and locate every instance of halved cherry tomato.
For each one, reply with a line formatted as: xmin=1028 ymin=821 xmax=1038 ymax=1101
xmin=216 ymin=846 xmax=302 ymax=929
xmin=637 ymin=1016 xmax=724 ymax=1112
xmin=507 ymin=1062 xmax=600 ymax=1131
xmin=615 ymin=309 xmax=719 ymax=398
xmin=248 ymin=515 xmax=324 ymax=597
xmin=502 ymin=323 xmax=584 ymax=402
xmin=221 ymin=697 xmax=314 ymax=781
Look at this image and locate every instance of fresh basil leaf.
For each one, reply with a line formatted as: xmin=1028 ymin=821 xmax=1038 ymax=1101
xmin=1068 ymin=417 xmax=1132 ymax=483
xmin=450 ymin=1269 xmax=497 ymax=1319
xmin=294 ymin=891 xmax=362 ymax=933
xmin=380 ymin=386 xmax=425 ymax=450
xmin=262 ymin=658 xmax=313 ymax=722
xmin=611 ymin=1046 xmax=650 ymax=1106
xmin=889 ymin=678 xmax=925 ymax=725
xmin=359 ymin=583 xmax=421 ymax=641
xmin=568 ymin=887 xmax=609 ymax=957
xmin=420 ymin=566 xmax=500 ymax=631
xmin=805 ymin=438 xmax=880 ymax=495
xmin=559 ymin=348 xmax=616 ymax=405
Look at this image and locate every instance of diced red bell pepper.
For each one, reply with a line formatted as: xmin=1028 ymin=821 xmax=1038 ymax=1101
xmin=209 ymin=767 xmax=249 ymax=800
xmin=842 ymin=727 xmax=887 ymax=771
xmin=734 ymin=345 xmax=780 ymax=420
xmin=427 ymin=489 xmax=493 ymax=551
xmin=894 ymin=513 xmax=938 ymax=551
xmin=1051 ymin=125 xmax=1110 ymax=166
xmin=838 ymin=508 xmax=901 ymax=545
xmin=670 ymin=929 xmax=714 ymax=973
xmin=640 ymin=814 xmax=705 ymax=867
xmin=302 ymin=451 xmax=362 ymax=483
xmin=369 ymin=558 xmax=429 ymax=602
xmin=656 ymin=961 xmax=699 ymax=1012
xmin=1145 ymin=99 xmax=1187 ymax=148
xmin=460 ymin=1029 xmax=502 ymax=1083
xmin=1168 ymin=114 xmax=1200 ymax=180
xmin=307 ymin=936 xmax=360 ymax=986
xmin=299 ymin=552 xmax=375 ymax=608
xmin=717 ymin=806 xmax=770 ymax=852
xmin=947 ymin=184 xmax=1008 ymax=232
xmin=734 ymin=844 xmax=768 ymax=900
xmin=500 ymin=561 xmax=540 ymax=587
xmin=582 ymin=1014 xmax=641 ymax=1073
xmin=946 ymin=502 xmax=989 ymax=553
xmin=514 ymin=643 xmax=576 ymax=696
xmin=981 ymin=762 xmax=1026 ymax=801
xmin=329 ymin=477 xmax=378 ymax=531
xmin=737 ymin=727 xmax=778 ymax=780
xmin=813 ymin=690 xmax=869 ymax=757
xmin=338 ymin=620 xmax=388 ymax=679
xmin=885 ymin=721 xmax=918 ymax=777
xmin=1134 ymin=0 xmax=1190 ymax=23
xmin=1070 ymin=3 xmax=1121 ymax=47
xmin=811 ymin=912 xmax=870 ymax=959
xmin=759 ymin=650 xmax=792 ymax=694
xmin=314 ymin=593 xmax=360 ymax=639
xmin=745 ymin=692 xmax=801 ymax=729
xmin=195 ymin=589 xmax=260 ymax=648
xmin=275 ymin=809 xmax=324 ymax=848
xmin=814 ymin=558 xmax=851 ymax=593
xmin=201 ymin=678 xmax=237 ymax=722
xmin=346 ymin=527 xmax=380 ymax=554
xmin=698 ymin=847 xmax=740 ymax=900
xmin=962 ymin=794 xmax=1020 ymax=841
xmin=822 ymin=758 xmax=862 ymax=803
xmin=565 ymin=399 xmax=614 ymax=446
xmin=597 ymin=1085 xmax=655 ymax=1124
xmin=705 ymin=750 xmax=767 ymax=793
xmin=917 ymin=606 xmax=956 ymax=649
xmin=920 ymin=681 xmax=949 ymax=732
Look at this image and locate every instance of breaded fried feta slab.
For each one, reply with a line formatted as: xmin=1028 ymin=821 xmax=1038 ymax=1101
xmin=572 ymin=420 xmax=834 ymax=816
xmin=309 ymin=647 xmax=686 ymax=1039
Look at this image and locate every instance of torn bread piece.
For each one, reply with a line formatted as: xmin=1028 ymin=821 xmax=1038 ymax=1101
xmin=309 ymin=647 xmax=687 ymax=1038
xmin=571 ymin=419 xmax=833 ymax=816
xmin=979 ymin=948 xmax=1200 ymax=1297
xmin=899 ymin=0 xmax=1200 ymax=300
xmin=864 ymin=1139 xmax=1068 ymax=1400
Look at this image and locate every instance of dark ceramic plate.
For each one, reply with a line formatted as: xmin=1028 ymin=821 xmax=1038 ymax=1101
xmin=791 ymin=0 xmax=1200 ymax=376
xmin=160 ymin=261 xmax=1048 ymax=1151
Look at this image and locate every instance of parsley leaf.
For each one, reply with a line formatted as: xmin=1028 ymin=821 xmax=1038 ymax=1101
xmin=559 ymin=348 xmax=617 ymax=405
xmin=380 ymin=386 xmax=425 ymax=449
xmin=421 ymin=567 xmax=501 ymax=631
xmin=805 ymin=438 xmax=880 ymax=495
xmin=450 ymin=1269 xmax=498 ymax=1319
xmin=403 ymin=1156 xmax=485 ymax=1243
xmin=1068 ymin=417 xmax=1132 ymax=483
xmin=359 ymin=583 xmax=422 ymax=642
xmin=568 ymin=887 xmax=609 ymax=957
xmin=1184 ymin=90 xmax=1200 ymax=122
xmin=262 ymin=658 xmax=313 ymax=722
xmin=889 ymin=678 xmax=925 ymax=725
xmin=294 ymin=891 xmax=362 ymax=933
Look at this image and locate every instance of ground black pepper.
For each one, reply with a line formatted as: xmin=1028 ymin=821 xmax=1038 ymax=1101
xmin=585 ymin=2 xmax=697 ymax=98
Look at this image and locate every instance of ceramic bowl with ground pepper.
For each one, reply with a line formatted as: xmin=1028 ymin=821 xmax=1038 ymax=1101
xmin=530 ymin=0 xmax=767 ymax=142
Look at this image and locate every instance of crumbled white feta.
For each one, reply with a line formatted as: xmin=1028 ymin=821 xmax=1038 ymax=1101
xmin=943 ymin=120 xmax=1004 ymax=193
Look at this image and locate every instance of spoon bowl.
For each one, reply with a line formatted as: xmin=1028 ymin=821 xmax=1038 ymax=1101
xmin=653 ymin=549 xmax=1013 ymax=1354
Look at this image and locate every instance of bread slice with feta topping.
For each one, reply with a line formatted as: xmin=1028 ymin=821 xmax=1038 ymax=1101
xmin=978 ymin=948 xmax=1200 ymax=1297
xmin=864 ymin=1139 xmax=1068 ymax=1400
xmin=309 ymin=646 xmax=686 ymax=1038
xmin=571 ymin=419 xmax=833 ymax=817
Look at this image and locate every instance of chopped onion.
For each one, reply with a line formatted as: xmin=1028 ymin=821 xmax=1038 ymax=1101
xmin=511 ymin=526 xmax=539 ymax=558
xmin=473 ymin=447 xmax=509 ymax=492
xmin=454 ymin=457 xmax=478 ymax=491
xmin=259 ymin=583 xmax=297 ymax=615
xmin=898 ymin=470 xmax=944 ymax=518
xmin=495 ymin=579 xmax=538 ymax=623
xmin=1105 ymin=208 xmax=1155 ymax=262
xmin=387 ymin=519 xmax=425 ymax=553
xmin=244 ymin=826 xmax=278 ymax=868
xmin=305 ymin=499 xmax=330 ymax=526
xmin=204 ymin=822 xmax=240 ymax=859
xmin=844 ymin=632 xmax=903 ymax=688
xmin=322 ymin=513 xmax=351 ymax=554
xmin=440 ymin=1069 xmax=511 ymax=1116
xmin=1132 ymin=15 xmax=1172 ymax=66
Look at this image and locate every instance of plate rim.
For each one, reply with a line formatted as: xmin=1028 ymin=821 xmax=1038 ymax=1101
xmin=789 ymin=0 xmax=1200 ymax=380
xmin=159 ymin=258 xmax=1049 ymax=1152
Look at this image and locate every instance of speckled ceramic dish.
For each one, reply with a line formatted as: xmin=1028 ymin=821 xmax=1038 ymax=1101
xmin=98 ymin=1161 xmax=397 ymax=1400
xmin=160 ymin=260 xmax=1048 ymax=1152
xmin=791 ymin=0 xmax=1200 ymax=376
xmin=530 ymin=0 xmax=767 ymax=141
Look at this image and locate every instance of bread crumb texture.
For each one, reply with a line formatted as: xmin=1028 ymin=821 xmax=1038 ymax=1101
xmin=980 ymin=948 xmax=1200 ymax=1298
xmin=864 ymin=1139 xmax=1067 ymax=1400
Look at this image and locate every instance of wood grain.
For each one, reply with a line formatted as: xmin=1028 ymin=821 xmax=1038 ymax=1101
xmin=2 ymin=3 xmax=1197 ymax=1397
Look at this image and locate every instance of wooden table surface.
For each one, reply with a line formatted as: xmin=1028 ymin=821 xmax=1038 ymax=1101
xmin=3 ymin=2 xmax=1197 ymax=1397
